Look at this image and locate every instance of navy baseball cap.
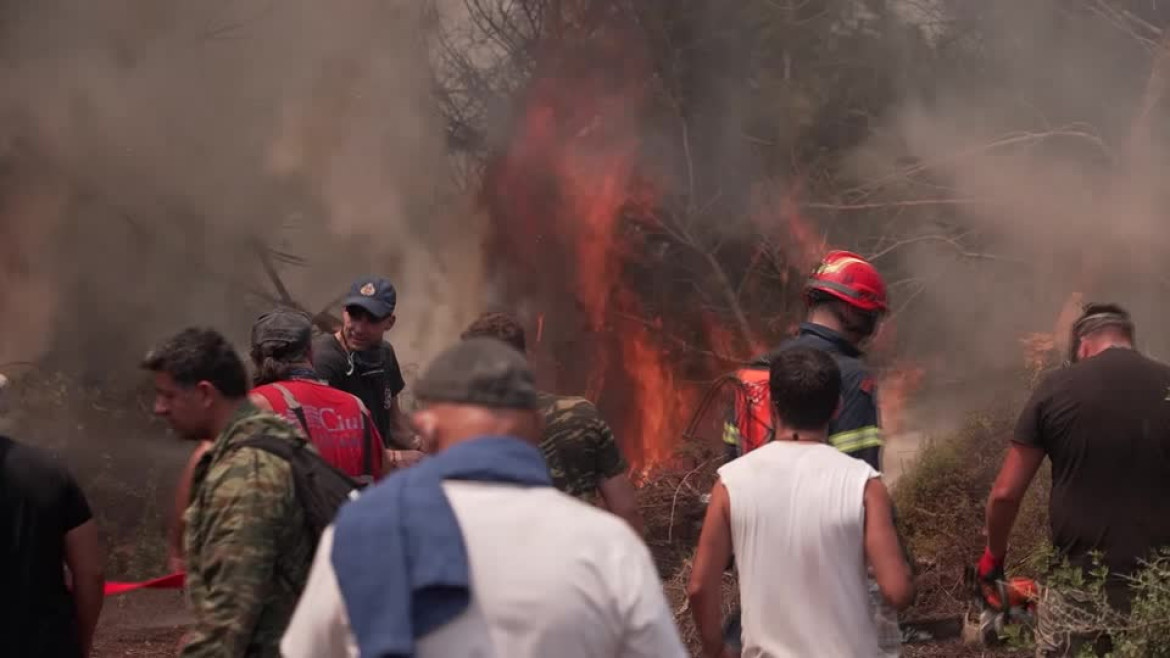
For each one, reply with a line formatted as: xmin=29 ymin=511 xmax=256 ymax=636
xmin=343 ymin=276 xmax=397 ymax=319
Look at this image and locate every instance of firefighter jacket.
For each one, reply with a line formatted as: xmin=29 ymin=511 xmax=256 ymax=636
xmin=724 ymin=322 xmax=883 ymax=471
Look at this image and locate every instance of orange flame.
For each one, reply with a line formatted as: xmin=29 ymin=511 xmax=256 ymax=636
xmin=621 ymin=318 xmax=674 ymax=466
xmin=482 ymin=19 xmax=692 ymax=469
xmin=1020 ymin=291 xmax=1083 ymax=373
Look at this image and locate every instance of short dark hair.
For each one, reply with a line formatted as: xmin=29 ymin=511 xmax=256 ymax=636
xmin=808 ymin=292 xmax=880 ymax=339
xmin=1074 ymin=302 xmax=1135 ymax=340
xmin=142 ymin=328 xmax=249 ymax=398
xmin=768 ymin=348 xmax=842 ymax=431
xmin=461 ymin=312 xmax=526 ymax=353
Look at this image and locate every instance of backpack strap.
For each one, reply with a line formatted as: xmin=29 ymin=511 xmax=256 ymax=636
xmin=236 ymin=435 xmax=297 ymax=461
xmin=271 ymin=383 xmax=312 ymax=440
xmin=352 ymin=397 xmax=376 ymax=479
xmin=361 ymin=414 xmax=374 ymax=478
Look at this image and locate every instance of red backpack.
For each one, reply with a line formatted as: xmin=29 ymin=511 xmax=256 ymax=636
xmin=687 ymin=367 xmax=775 ymax=459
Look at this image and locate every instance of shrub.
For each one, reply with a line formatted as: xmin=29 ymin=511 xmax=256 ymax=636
xmin=1023 ymin=550 xmax=1170 ymax=657
xmin=892 ymin=411 xmax=1051 ymax=619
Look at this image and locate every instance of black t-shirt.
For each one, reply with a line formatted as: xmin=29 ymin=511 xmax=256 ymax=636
xmin=0 ymin=436 xmax=93 ymax=658
xmin=1016 ymin=348 xmax=1170 ymax=588
xmin=312 ymin=333 xmax=407 ymax=449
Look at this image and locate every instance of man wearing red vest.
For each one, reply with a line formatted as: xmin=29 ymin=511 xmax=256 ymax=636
xmin=165 ymin=309 xmax=418 ymax=574
xmin=249 ymin=308 xmax=420 ymax=483
xmin=723 ymin=250 xmax=888 ymax=471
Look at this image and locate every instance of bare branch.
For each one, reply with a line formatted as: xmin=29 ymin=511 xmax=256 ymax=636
xmin=612 ymin=310 xmax=746 ymax=365
xmin=804 ymin=198 xmax=984 ymax=212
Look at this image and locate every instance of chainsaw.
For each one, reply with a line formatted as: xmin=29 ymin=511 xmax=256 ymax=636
xmin=960 ymin=565 xmax=1038 ymax=645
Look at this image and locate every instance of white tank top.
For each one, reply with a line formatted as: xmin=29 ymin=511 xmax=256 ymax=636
xmin=719 ymin=441 xmax=880 ymax=657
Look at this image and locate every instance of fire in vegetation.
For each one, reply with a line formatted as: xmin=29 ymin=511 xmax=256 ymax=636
xmin=1021 ymin=292 xmax=1085 ymax=377
xmin=478 ymin=14 xmax=926 ymax=470
xmin=480 ymin=19 xmax=690 ymax=470
xmin=475 ymin=11 xmax=775 ymax=472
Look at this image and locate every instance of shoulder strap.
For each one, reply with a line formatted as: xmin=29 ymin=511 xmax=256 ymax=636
xmin=350 ymin=397 xmax=376 ymax=478
xmin=361 ymin=414 xmax=374 ymax=477
xmin=271 ymin=383 xmax=312 ymax=440
xmin=236 ymin=435 xmax=297 ymax=461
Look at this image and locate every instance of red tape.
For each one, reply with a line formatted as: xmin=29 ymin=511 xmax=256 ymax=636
xmin=104 ymin=571 xmax=186 ymax=596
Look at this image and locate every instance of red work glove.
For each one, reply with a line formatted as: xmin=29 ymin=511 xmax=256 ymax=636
xmin=977 ymin=547 xmax=1005 ymax=582
xmin=976 ymin=547 xmax=1007 ymax=610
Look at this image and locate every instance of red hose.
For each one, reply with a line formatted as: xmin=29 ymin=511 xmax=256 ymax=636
xmin=103 ymin=571 xmax=186 ymax=595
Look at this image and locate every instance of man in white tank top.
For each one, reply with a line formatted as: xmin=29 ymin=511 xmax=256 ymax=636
xmin=688 ymin=348 xmax=914 ymax=657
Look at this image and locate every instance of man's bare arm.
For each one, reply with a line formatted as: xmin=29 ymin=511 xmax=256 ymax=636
xmin=598 ymin=473 xmax=644 ymax=535
xmin=688 ymin=480 xmax=734 ymax=658
xmin=65 ymin=520 xmax=105 ymax=657
xmin=986 ymin=443 xmax=1045 ymax=559
xmin=168 ymin=441 xmax=212 ymax=572
xmin=863 ymin=478 xmax=915 ymax=610
xmin=386 ymin=397 xmax=416 ymax=450
xmin=248 ymin=393 xmax=274 ymax=413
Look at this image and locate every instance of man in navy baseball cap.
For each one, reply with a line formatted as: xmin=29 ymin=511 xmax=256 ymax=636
xmin=342 ymin=277 xmax=398 ymax=323
xmin=312 ymin=276 xmax=419 ymax=463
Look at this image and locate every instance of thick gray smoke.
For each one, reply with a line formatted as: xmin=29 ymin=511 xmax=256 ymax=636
xmin=850 ymin=1 xmax=1170 ymax=407
xmin=0 ymin=0 xmax=479 ymax=381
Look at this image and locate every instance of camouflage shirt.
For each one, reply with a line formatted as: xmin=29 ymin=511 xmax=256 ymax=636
xmin=181 ymin=402 xmax=315 ymax=658
xmin=537 ymin=392 xmax=630 ymax=499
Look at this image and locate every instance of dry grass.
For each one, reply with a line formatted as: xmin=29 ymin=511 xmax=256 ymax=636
xmin=892 ymin=412 xmax=1051 ymax=621
xmin=636 ymin=439 xmax=733 ymax=653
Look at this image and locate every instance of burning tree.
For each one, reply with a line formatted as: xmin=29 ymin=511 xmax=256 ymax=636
xmin=433 ymin=0 xmax=935 ymax=468
xmin=431 ymin=0 xmax=1170 ymax=476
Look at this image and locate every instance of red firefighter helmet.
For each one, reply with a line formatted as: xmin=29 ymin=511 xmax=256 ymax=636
xmin=805 ymin=250 xmax=888 ymax=313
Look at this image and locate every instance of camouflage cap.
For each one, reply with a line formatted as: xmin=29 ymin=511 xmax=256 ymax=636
xmin=415 ymin=338 xmax=538 ymax=410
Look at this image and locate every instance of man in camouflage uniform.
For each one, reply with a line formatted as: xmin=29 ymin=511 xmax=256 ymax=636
xmin=142 ymin=328 xmax=314 ymax=658
xmin=461 ymin=312 xmax=642 ymax=533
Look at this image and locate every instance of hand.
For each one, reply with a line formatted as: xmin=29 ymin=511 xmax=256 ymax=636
xmin=977 ymin=546 xmax=1005 ymax=584
xmin=392 ymin=450 xmax=425 ymax=469
xmin=976 ymin=546 xmax=1007 ymax=610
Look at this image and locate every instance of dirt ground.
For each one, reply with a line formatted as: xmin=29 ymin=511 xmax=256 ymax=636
xmin=93 ymin=591 xmax=190 ymax=658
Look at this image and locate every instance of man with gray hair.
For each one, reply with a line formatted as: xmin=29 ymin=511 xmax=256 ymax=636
xmin=282 ymin=338 xmax=685 ymax=658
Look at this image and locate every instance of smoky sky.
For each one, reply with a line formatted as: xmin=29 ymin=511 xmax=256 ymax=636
xmin=0 ymin=0 xmax=478 ymax=382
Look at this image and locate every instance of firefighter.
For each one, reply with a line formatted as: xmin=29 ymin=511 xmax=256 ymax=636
xmin=717 ymin=250 xmax=896 ymax=655
xmin=724 ymin=250 xmax=888 ymax=471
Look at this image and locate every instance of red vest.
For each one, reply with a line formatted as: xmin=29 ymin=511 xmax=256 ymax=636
xmin=252 ymin=380 xmax=383 ymax=481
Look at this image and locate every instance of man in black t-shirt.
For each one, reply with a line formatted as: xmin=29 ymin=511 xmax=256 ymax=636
xmin=313 ymin=276 xmax=418 ymax=458
xmin=982 ymin=303 xmax=1170 ymax=652
xmin=0 ymin=436 xmax=105 ymax=657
